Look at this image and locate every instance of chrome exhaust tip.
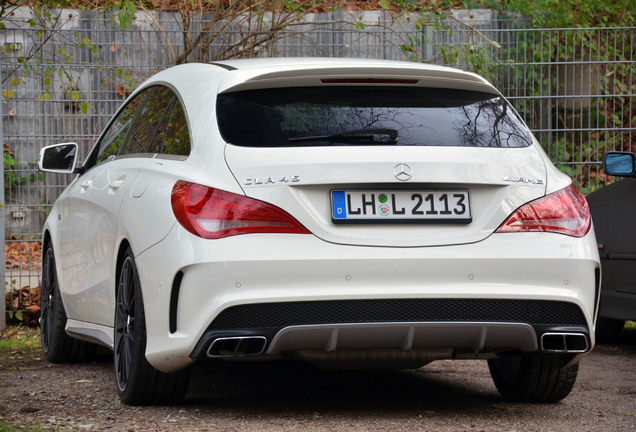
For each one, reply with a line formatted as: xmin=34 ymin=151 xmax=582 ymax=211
xmin=207 ymin=336 xmax=267 ymax=358
xmin=540 ymin=333 xmax=589 ymax=353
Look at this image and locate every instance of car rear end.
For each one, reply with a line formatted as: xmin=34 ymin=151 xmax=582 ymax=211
xmin=139 ymin=60 xmax=600 ymax=388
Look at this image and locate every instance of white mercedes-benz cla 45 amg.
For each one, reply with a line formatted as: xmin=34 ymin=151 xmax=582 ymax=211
xmin=38 ymin=58 xmax=600 ymax=405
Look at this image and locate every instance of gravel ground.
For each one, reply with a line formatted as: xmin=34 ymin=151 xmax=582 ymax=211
xmin=0 ymin=328 xmax=635 ymax=432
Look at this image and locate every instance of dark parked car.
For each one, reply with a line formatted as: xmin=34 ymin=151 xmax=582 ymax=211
xmin=586 ymin=152 xmax=636 ymax=341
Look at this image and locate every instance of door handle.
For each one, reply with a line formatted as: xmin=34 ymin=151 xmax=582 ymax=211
xmin=109 ymin=179 xmax=124 ymax=191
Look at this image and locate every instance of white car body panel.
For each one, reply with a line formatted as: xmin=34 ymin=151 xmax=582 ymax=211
xmin=52 ymin=158 xmax=146 ymax=324
xmin=224 ymin=144 xmax=549 ymax=247
xmin=135 ymin=227 xmax=599 ymax=372
xmin=212 ymin=58 xmax=497 ymax=94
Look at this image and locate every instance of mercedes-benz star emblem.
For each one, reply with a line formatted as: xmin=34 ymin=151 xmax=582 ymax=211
xmin=393 ymin=163 xmax=413 ymax=181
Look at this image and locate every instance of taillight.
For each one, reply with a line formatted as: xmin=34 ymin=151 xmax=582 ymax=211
xmin=495 ymin=184 xmax=591 ymax=237
xmin=171 ymin=180 xmax=310 ymax=239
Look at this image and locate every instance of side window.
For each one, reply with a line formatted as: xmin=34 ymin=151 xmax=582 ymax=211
xmin=92 ymin=85 xmax=190 ymax=168
xmin=121 ymin=86 xmax=175 ymax=156
xmin=158 ymin=98 xmax=191 ymax=156
xmin=95 ymin=89 xmax=149 ymax=165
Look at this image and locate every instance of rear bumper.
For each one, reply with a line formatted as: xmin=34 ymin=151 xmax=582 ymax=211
xmin=135 ymin=227 xmax=600 ymax=372
xmin=189 ymin=299 xmax=592 ymax=365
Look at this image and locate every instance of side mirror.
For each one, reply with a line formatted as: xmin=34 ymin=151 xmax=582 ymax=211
xmin=38 ymin=143 xmax=79 ymax=174
xmin=603 ymin=152 xmax=636 ymax=177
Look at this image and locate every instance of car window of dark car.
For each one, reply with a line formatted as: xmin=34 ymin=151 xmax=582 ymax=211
xmin=216 ymin=87 xmax=533 ymax=148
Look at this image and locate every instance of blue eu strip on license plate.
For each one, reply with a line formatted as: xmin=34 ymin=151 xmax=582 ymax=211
xmin=331 ymin=189 xmax=472 ymax=224
xmin=332 ymin=191 xmax=348 ymax=220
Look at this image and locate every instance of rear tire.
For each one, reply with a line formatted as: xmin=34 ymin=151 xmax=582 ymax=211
xmin=40 ymin=244 xmax=96 ymax=363
xmin=114 ymin=247 xmax=190 ymax=405
xmin=488 ymin=353 xmax=579 ymax=403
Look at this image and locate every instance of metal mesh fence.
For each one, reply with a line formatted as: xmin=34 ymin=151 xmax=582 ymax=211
xmin=1 ymin=7 xmax=635 ymax=324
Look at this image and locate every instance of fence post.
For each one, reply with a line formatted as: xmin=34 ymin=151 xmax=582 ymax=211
xmin=1 ymin=66 xmax=5 ymax=332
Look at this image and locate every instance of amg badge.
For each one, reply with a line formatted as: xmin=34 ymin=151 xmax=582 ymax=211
xmin=504 ymin=176 xmax=544 ymax=185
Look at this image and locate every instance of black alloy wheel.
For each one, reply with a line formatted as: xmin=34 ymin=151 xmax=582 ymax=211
xmin=114 ymin=246 xmax=190 ymax=405
xmin=115 ymin=251 xmax=137 ymax=394
xmin=40 ymin=245 xmax=57 ymax=354
xmin=40 ymin=243 xmax=94 ymax=362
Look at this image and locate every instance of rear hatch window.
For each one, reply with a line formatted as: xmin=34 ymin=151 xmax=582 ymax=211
xmin=217 ymin=87 xmax=533 ymax=148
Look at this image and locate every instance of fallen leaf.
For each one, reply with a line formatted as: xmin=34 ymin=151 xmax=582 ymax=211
xmin=26 ymin=305 xmax=40 ymax=314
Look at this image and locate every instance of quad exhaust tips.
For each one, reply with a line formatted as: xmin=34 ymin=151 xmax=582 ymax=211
xmin=207 ymin=336 xmax=267 ymax=358
xmin=540 ymin=332 xmax=589 ymax=353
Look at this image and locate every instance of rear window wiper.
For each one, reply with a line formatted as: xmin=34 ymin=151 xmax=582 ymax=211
xmin=288 ymin=128 xmax=398 ymax=145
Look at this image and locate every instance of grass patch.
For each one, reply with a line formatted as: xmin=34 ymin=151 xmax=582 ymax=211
xmin=0 ymin=423 xmax=47 ymax=432
xmin=0 ymin=326 xmax=41 ymax=352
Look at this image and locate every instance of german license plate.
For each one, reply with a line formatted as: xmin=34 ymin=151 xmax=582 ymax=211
xmin=331 ymin=190 xmax=472 ymax=223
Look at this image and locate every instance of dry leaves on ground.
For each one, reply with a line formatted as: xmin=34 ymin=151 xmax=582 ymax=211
xmin=5 ymin=240 xmax=41 ymax=271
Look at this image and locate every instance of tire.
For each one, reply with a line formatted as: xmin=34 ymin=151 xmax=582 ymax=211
xmin=114 ymin=247 xmax=190 ymax=405
xmin=488 ymin=353 xmax=579 ymax=403
xmin=595 ymin=317 xmax=625 ymax=344
xmin=40 ymin=244 xmax=96 ymax=363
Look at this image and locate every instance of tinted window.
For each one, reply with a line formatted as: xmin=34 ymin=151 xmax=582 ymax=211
xmin=95 ymin=89 xmax=148 ymax=164
xmin=158 ymin=98 xmax=191 ymax=156
xmin=121 ymin=86 xmax=175 ymax=156
xmin=93 ymin=85 xmax=191 ymax=167
xmin=217 ymin=87 xmax=533 ymax=148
